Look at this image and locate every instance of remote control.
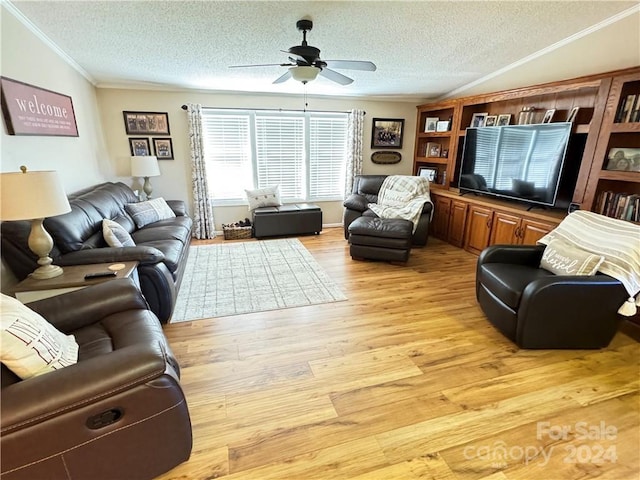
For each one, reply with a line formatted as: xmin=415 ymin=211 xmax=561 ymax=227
xmin=85 ymin=271 xmax=117 ymax=279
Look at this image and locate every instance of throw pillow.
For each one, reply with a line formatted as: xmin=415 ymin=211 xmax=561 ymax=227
xmin=0 ymin=294 xmax=79 ymax=379
xmin=125 ymin=197 xmax=176 ymax=229
xmin=245 ymin=185 xmax=282 ymax=211
xmin=102 ymin=219 xmax=136 ymax=247
xmin=540 ymin=238 xmax=605 ymax=276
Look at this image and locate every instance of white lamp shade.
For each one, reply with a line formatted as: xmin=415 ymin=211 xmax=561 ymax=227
xmin=290 ymin=66 xmax=320 ymax=83
xmin=131 ymin=156 xmax=160 ymax=177
xmin=0 ymin=170 xmax=71 ymax=220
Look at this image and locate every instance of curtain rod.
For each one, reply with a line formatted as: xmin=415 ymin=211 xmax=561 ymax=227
xmin=180 ymin=104 xmax=364 ymax=114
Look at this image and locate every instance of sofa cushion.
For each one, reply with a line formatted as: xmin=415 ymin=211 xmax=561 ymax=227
xmin=103 ymin=219 xmax=136 ymax=247
xmin=126 ymin=198 xmax=176 ymax=229
xmin=0 ymin=294 xmax=79 ymax=379
xmin=131 ymin=219 xmax=192 ymax=245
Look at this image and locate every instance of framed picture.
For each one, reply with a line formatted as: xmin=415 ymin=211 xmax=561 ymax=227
xmin=441 ymin=148 xmax=449 ymax=158
xmin=470 ymin=112 xmax=488 ymax=128
xmin=485 ymin=115 xmax=497 ymax=127
xmin=418 ymin=166 xmax=438 ymax=182
xmin=129 ymin=137 xmax=151 ymax=156
xmin=542 ymin=109 xmax=556 ymax=123
xmin=123 ymin=111 xmax=170 ymax=135
xmin=153 ymin=137 xmax=174 ymax=159
xmin=372 ymin=118 xmax=404 ymax=148
xmin=606 ymin=148 xmax=640 ymax=172
xmin=426 ymin=142 xmax=441 ymax=158
xmin=425 ymin=117 xmax=439 ymax=132
xmin=497 ymin=114 xmax=511 ymax=126
xmin=567 ymin=106 xmax=580 ymax=123
xmin=0 ymin=76 xmax=78 ymax=136
xmin=436 ymin=120 xmax=450 ymax=132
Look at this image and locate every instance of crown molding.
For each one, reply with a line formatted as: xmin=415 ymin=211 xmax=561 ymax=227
xmin=2 ymin=0 xmax=96 ymax=85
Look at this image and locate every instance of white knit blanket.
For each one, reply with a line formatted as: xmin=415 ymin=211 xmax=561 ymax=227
xmin=537 ymin=210 xmax=640 ymax=313
xmin=368 ymin=175 xmax=432 ymax=233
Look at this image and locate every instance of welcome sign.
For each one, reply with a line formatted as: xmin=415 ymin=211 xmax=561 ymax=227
xmin=0 ymin=77 xmax=78 ymax=136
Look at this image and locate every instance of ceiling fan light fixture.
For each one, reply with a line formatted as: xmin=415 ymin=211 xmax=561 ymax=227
xmin=290 ymin=65 xmax=320 ymax=84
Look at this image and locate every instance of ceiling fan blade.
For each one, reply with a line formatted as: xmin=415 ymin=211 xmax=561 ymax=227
xmin=229 ymin=63 xmax=291 ymax=68
xmin=324 ymin=60 xmax=377 ymax=71
xmin=281 ymin=51 xmax=312 ymax=65
xmin=273 ymin=70 xmax=292 ymax=84
xmin=319 ymin=68 xmax=353 ymax=85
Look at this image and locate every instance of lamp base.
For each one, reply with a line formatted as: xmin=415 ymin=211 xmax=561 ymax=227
xmin=30 ymin=264 xmax=64 ymax=279
xmin=143 ymin=176 xmax=153 ymax=199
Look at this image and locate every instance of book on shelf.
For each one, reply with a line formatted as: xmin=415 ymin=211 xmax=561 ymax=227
xmin=596 ymin=191 xmax=640 ymax=222
xmin=615 ymin=94 xmax=639 ymax=123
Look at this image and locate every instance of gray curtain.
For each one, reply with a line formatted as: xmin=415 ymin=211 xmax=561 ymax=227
xmin=186 ymin=103 xmax=216 ymax=239
xmin=345 ymin=109 xmax=365 ymax=197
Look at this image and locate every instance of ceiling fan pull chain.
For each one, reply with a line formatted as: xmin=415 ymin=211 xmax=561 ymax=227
xmin=304 ymin=84 xmax=309 ymax=112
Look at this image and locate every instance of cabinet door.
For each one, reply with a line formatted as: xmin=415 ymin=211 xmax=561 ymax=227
xmin=464 ymin=205 xmax=493 ymax=255
xmin=448 ymin=200 xmax=468 ymax=247
xmin=489 ymin=211 xmax=520 ymax=245
xmin=431 ymin=196 xmax=452 ymax=240
xmin=519 ymin=218 xmax=556 ymax=245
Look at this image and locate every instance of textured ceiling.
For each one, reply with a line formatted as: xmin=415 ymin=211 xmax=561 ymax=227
xmin=7 ymin=1 xmax=640 ymax=100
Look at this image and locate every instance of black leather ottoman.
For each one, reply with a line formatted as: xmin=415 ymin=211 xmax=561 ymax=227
xmin=348 ymin=217 xmax=413 ymax=263
xmin=253 ymin=203 xmax=322 ymax=239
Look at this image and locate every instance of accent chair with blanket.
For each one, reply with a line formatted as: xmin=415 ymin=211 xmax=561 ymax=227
xmin=343 ymin=174 xmax=433 ymax=246
xmin=1 ymin=182 xmax=192 ymax=323
xmin=476 ymin=211 xmax=638 ymax=349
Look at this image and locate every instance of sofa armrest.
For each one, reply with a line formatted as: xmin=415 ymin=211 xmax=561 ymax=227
xmin=166 ymin=200 xmax=188 ymax=217
xmin=57 ymin=246 xmax=165 ymax=266
xmin=478 ymin=244 xmax=545 ymax=267
xmin=343 ymin=194 xmax=370 ymax=212
xmin=27 ymin=279 xmax=151 ymax=333
xmin=0 ymin=341 xmax=171 ymax=434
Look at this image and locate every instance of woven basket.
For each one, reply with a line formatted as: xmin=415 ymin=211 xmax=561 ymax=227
xmin=222 ymin=224 xmax=252 ymax=240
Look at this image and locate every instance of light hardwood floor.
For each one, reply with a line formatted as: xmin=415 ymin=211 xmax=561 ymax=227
xmin=159 ymin=228 xmax=639 ymax=480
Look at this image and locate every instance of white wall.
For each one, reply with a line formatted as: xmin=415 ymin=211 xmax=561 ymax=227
xmin=96 ymin=88 xmax=417 ymax=226
xmin=0 ymin=6 xmax=109 ymax=192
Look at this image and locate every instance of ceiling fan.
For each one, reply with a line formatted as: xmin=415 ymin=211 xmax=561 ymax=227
xmin=229 ymin=19 xmax=376 ymax=85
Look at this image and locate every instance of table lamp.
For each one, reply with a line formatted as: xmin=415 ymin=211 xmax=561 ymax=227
xmin=131 ymin=155 xmax=160 ymax=199
xmin=0 ymin=166 xmax=71 ymax=279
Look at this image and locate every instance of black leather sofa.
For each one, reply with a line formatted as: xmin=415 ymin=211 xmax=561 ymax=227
xmin=1 ymin=182 xmax=192 ymax=323
xmin=476 ymin=244 xmax=626 ymax=348
xmin=1 ymin=279 xmax=192 ymax=480
xmin=343 ymin=175 xmax=432 ymax=246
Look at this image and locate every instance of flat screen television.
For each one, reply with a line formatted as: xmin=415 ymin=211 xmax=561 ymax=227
xmin=459 ymin=123 xmax=580 ymax=209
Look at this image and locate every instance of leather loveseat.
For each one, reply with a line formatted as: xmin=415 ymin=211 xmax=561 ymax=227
xmin=343 ymin=175 xmax=433 ymax=246
xmin=0 ymin=279 xmax=192 ymax=480
xmin=1 ymin=182 xmax=192 ymax=323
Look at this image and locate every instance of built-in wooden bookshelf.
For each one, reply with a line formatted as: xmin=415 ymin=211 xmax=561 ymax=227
xmin=414 ymin=66 xmax=640 ymax=226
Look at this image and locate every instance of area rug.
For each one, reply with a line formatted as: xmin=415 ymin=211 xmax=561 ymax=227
xmin=171 ymin=238 xmax=347 ymax=322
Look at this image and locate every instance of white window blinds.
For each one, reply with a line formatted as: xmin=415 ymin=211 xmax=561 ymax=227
xmin=201 ymin=109 xmax=348 ymax=203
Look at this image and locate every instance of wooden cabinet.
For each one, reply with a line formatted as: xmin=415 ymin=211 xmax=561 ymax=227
xmin=448 ymin=200 xmax=468 ymax=247
xmin=489 ymin=212 xmax=556 ymax=246
xmin=431 ymin=195 xmax=468 ymax=247
xmin=431 ymin=191 xmax=560 ymax=253
xmin=431 ymin=195 xmax=451 ymax=240
xmin=464 ymin=205 xmax=493 ymax=255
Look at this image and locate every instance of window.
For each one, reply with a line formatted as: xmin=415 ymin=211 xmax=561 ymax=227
xmin=201 ymin=109 xmax=348 ymax=203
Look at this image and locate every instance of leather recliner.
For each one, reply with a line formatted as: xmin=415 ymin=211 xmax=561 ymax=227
xmin=476 ymin=244 xmax=627 ymax=349
xmin=343 ymin=175 xmax=433 ymax=246
xmin=0 ymin=279 xmax=192 ymax=480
